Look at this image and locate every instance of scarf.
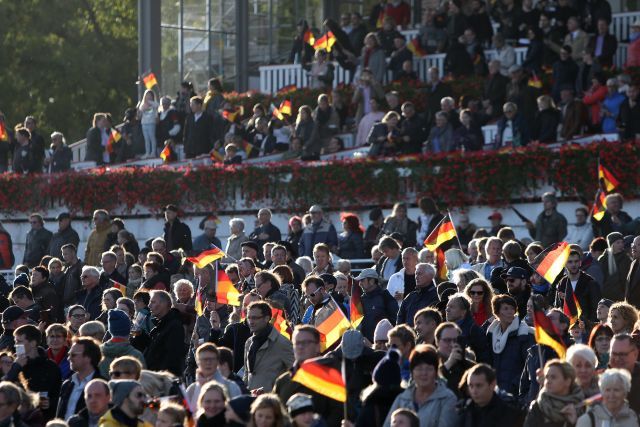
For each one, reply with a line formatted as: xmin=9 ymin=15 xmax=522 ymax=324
xmin=487 ymin=315 xmax=521 ymax=354
xmin=536 ymin=384 xmax=584 ymax=423
xmin=47 ymin=346 xmax=68 ymax=365
xmin=247 ymin=326 xmax=272 ymax=373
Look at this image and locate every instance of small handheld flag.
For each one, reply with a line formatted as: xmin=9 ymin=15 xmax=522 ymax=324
xmin=349 ymin=282 xmax=364 ymax=329
xmin=186 ymin=247 xmax=225 ymax=269
xmin=562 ymin=280 xmax=583 ymax=327
xmin=302 ymin=29 xmax=315 ymax=46
xmin=142 ymin=72 xmax=158 ymax=90
xmin=271 ymin=308 xmax=293 ymax=340
xmin=160 ymin=145 xmax=171 ymax=162
xmin=279 ymin=99 xmax=292 ymax=116
xmin=406 ymin=38 xmax=427 ymax=57
xmin=597 ymin=163 xmax=620 ymax=193
xmin=292 ymin=357 xmax=346 ymax=402
xmin=216 ymin=269 xmax=241 ymax=306
xmin=423 ymin=215 xmax=457 ymax=251
xmin=106 ymin=129 xmax=121 ymax=154
xmin=0 ymin=123 xmax=7 ymax=141
xmin=313 ymin=32 xmax=337 ymax=52
xmin=530 ymin=242 xmax=571 ymax=284
xmin=532 ymin=300 xmax=567 ymax=359
xmin=315 ymin=297 xmax=351 ymax=352
xmin=592 ymin=190 xmax=607 ymax=221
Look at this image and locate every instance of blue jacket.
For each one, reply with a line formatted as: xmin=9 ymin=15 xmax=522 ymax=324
xmin=601 ymin=91 xmax=625 ymax=133
xmin=360 ymin=286 xmax=399 ymax=342
xmin=519 ymin=343 xmax=564 ymax=407
xmin=299 ymin=219 xmax=338 ymax=257
xmin=486 ymin=317 xmax=535 ymax=396
xmin=457 ymin=314 xmax=492 ymax=365
xmin=396 ymin=284 xmax=438 ymax=327
xmin=338 ymin=231 xmax=364 ymax=259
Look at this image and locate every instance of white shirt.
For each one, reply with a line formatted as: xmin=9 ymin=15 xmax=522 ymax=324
xmin=387 ymin=268 xmax=406 ymax=296
xmin=194 ymin=112 xmax=203 ymax=122
xmin=65 ymin=371 xmax=96 ymax=420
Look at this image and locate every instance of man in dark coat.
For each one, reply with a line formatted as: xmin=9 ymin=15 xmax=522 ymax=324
xmin=526 ymin=192 xmax=567 ymax=248
xmin=24 ymin=116 xmax=45 ymax=172
xmin=248 ymin=208 xmax=281 ymax=257
xmin=183 ymin=96 xmax=214 ymax=158
xmin=626 ymin=236 xmax=640 ymax=308
xmin=76 ymin=267 xmax=106 ymax=320
xmin=457 ymin=364 xmax=525 ymax=427
xmin=85 ymin=113 xmax=107 ymax=164
xmin=483 ymin=60 xmax=509 ymax=119
xmin=397 ymin=263 xmax=439 ymax=326
xmin=355 ymin=269 xmax=398 ymax=342
xmin=445 ymin=295 xmax=491 ymax=365
xmin=144 ymin=290 xmax=185 ymax=376
xmin=23 ymin=213 xmax=53 ymax=268
xmin=587 ymin=18 xmax=618 ymax=68
xmin=554 ymin=251 xmax=601 ymax=322
xmin=163 ymin=204 xmax=193 ymax=252
xmin=98 ymin=251 xmax=126 ymax=289
xmin=424 ymin=67 xmax=454 ymax=123
xmin=61 ymin=244 xmax=84 ymax=308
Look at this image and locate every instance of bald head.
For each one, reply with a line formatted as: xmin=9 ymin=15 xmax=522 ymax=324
xmin=85 ymin=379 xmax=110 ymax=415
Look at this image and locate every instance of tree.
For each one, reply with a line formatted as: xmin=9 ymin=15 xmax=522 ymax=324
xmin=0 ymin=0 xmax=137 ymax=143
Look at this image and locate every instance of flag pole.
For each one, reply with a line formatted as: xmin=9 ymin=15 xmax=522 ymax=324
xmin=341 ymin=353 xmax=348 ymax=422
xmin=537 ymin=343 xmax=545 ymax=371
xmin=446 ymin=210 xmax=463 ymax=249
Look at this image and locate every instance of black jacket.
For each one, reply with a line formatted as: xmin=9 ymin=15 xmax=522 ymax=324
xmin=456 ymin=392 xmax=525 ymax=427
xmin=619 ymin=98 xmax=640 ymax=140
xmin=592 ymin=210 xmax=634 ymax=238
xmin=532 ymin=108 xmax=562 ymax=143
xmin=48 ymin=226 xmax=80 ymax=259
xmin=398 ymin=113 xmax=428 ymax=154
xmin=183 ymin=112 xmax=214 ymax=158
xmin=360 ymin=287 xmax=398 ymax=342
xmin=76 ymin=283 xmax=107 ymax=320
xmin=85 ymin=127 xmax=103 ymax=164
xmin=55 ymin=369 xmax=104 ymax=420
xmin=554 ymin=272 xmax=601 ymax=322
xmin=248 ymin=223 xmax=282 ymax=254
xmin=164 ymin=218 xmax=193 ymax=252
xmin=397 ymin=283 xmax=438 ymax=326
xmin=144 ymin=308 xmax=185 ymax=376
xmin=626 ymin=259 xmax=640 ymax=309
xmin=458 ymin=314 xmax=492 ymax=364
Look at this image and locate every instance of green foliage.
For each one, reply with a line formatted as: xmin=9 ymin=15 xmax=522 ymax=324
xmin=0 ymin=0 xmax=137 ymax=142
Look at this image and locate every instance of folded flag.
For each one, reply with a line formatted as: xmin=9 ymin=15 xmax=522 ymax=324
xmin=598 ymin=163 xmax=620 ymax=193
xmin=187 ymin=247 xmax=225 ymax=269
xmin=222 ymin=109 xmax=238 ymax=122
xmin=313 ymin=32 xmax=336 ymax=52
xmin=142 ymin=72 xmax=158 ymax=90
xmin=195 ymin=286 xmax=204 ymax=317
xmin=210 ymin=150 xmax=224 ymax=162
xmin=376 ymin=10 xmax=385 ymax=28
xmin=315 ymin=297 xmax=351 ymax=352
xmin=216 ymin=269 xmax=240 ymax=306
xmin=563 ymin=279 xmax=582 ymax=327
xmin=436 ymin=247 xmax=448 ymax=281
xmin=531 ymin=242 xmax=570 ymax=284
xmin=533 ymin=300 xmax=567 ymax=359
xmin=423 ymin=214 xmax=457 ymax=251
xmin=241 ymin=140 xmax=255 ymax=156
xmin=350 ymin=282 xmax=364 ymax=329
xmin=109 ymin=280 xmax=127 ymax=296
xmin=160 ymin=145 xmax=171 ymax=162
xmin=592 ymin=190 xmax=607 ymax=221
xmin=272 ymin=105 xmax=285 ymax=121
xmin=0 ymin=122 xmax=7 ymax=141
xmin=106 ymin=129 xmax=121 ymax=154
xmin=528 ymin=73 xmax=542 ymax=89
xmin=272 ymin=308 xmax=293 ymax=340
xmin=292 ymin=356 xmax=346 ymax=402
xmin=406 ymin=38 xmax=427 ymax=57
xmin=279 ymin=99 xmax=292 ymax=116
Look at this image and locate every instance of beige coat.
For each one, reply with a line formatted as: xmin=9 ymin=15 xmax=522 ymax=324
xmin=243 ymin=326 xmax=294 ymax=392
xmin=84 ymin=223 xmax=110 ymax=266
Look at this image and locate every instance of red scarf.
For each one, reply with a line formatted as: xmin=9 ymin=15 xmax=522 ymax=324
xmin=472 ymin=303 xmax=488 ymax=326
xmin=47 ymin=346 xmax=68 ymax=365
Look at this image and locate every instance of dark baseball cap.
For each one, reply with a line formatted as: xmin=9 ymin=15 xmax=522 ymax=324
xmin=2 ymin=306 xmax=26 ymax=324
xmin=501 ymin=266 xmax=529 ymax=280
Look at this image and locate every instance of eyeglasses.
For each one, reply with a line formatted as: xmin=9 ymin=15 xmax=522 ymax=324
xmin=306 ymin=292 xmax=318 ymax=299
xmin=110 ymin=371 xmax=132 ymax=378
xmin=468 ymin=291 xmax=484 ymax=296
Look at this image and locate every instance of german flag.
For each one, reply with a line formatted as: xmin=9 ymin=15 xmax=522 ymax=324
xmin=279 ymin=99 xmax=292 ymax=116
xmin=598 ymin=163 xmax=620 ymax=193
xmin=531 ymin=242 xmax=570 ymax=284
xmin=533 ymin=300 xmax=567 ymax=359
xmin=142 ymin=72 xmax=158 ymax=90
xmin=423 ymin=215 xmax=457 ymax=251
xmin=241 ymin=141 xmax=255 ymax=156
xmin=528 ymin=73 xmax=543 ymax=89
xmin=222 ymin=109 xmax=238 ymax=123
xmin=302 ymin=29 xmax=315 ymax=46
xmin=106 ymin=129 xmax=121 ymax=154
xmin=313 ymin=32 xmax=336 ymax=52
xmin=592 ymin=190 xmax=607 ymax=221
xmin=210 ymin=150 xmax=224 ymax=162
xmin=278 ymin=84 xmax=297 ymax=94
xmin=0 ymin=122 xmax=7 ymax=141
xmin=376 ymin=10 xmax=385 ymax=28
xmin=109 ymin=280 xmax=126 ymax=296
xmin=186 ymin=246 xmax=225 ymax=269
xmin=195 ymin=286 xmax=204 ymax=317
xmin=292 ymin=357 xmax=346 ymax=402
xmin=216 ymin=269 xmax=240 ymax=306
xmin=435 ymin=247 xmax=448 ymax=281
xmin=563 ymin=280 xmax=582 ymax=327
xmin=406 ymin=38 xmax=427 ymax=57
xmin=272 ymin=105 xmax=284 ymax=121
xmin=350 ymin=282 xmax=364 ymax=329
xmin=160 ymin=145 xmax=171 ymax=162
xmin=315 ymin=298 xmax=351 ymax=352
xmin=272 ymin=308 xmax=293 ymax=340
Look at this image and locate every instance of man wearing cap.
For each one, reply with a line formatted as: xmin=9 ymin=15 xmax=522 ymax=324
xmin=249 ymin=209 xmax=282 ymax=257
xmin=397 ymin=263 xmax=438 ymax=327
xmin=600 ymin=232 xmax=632 ymax=302
xmin=0 ymin=306 xmax=29 ymax=351
xmin=525 ymin=192 xmax=568 ymax=248
xmin=85 ymin=210 xmax=110 ymax=267
xmin=299 ymin=205 xmax=338 ymax=258
xmin=274 ymin=326 xmax=342 ymax=425
xmin=287 ymin=393 xmax=325 ymax=427
xmin=162 ymin=204 xmax=192 ymax=252
xmin=240 ymin=241 xmax=265 ymax=269
xmin=626 ymin=236 xmax=640 ymax=307
xmin=502 ymin=267 xmax=531 ymax=319
xmin=488 ymin=212 xmax=505 ymax=236
xmin=23 ymin=213 xmax=53 ymax=268
xmin=193 ymin=217 xmax=222 ymax=252
xmin=48 ymin=212 xmax=80 ymax=260
xmin=99 ymin=380 xmax=147 ymax=427
xmin=356 ymin=268 xmax=398 ymax=343
xmin=555 ymin=250 xmax=601 ymax=322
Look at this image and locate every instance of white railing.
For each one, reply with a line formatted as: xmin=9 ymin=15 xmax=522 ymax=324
xmin=613 ymin=12 xmax=640 ymax=42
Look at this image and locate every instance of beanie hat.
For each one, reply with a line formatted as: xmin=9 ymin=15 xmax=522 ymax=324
xmin=373 ymin=318 xmax=393 ymax=342
xmin=13 ymin=273 xmax=29 ymax=288
xmin=109 ymin=380 xmax=140 ymax=407
xmin=607 ymin=232 xmax=624 ymax=246
xmin=372 ymin=348 xmax=402 ymax=387
xmin=341 ymin=329 xmax=364 ymax=360
xmin=107 ymin=309 xmax=131 ymax=338
xmin=228 ymin=395 xmax=256 ymax=422
xmin=286 ymin=393 xmax=314 ymax=418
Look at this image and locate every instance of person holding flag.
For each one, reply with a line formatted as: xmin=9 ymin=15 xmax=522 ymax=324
xmin=592 ymin=193 xmax=633 ymax=238
xmin=553 ymin=250 xmax=601 ymax=322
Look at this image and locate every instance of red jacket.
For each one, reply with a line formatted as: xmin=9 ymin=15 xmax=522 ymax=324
xmin=626 ymin=38 xmax=640 ymax=68
xmin=0 ymin=231 xmax=13 ymax=269
xmin=384 ymin=1 xmax=410 ymax=27
xmin=582 ymin=84 xmax=608 ymax=127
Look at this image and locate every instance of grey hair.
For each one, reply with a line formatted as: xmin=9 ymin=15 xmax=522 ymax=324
xmin=566 ymin=344 xmax=598 ymax=368
xmin=416 ymin=263 xmax=436 ymax=277
xmin=81 ymin=266 xmax=100 ymax=278
xmin=50 ymin=131 xmax=66 ymax=144
xmin=172 ymin=279 xmax=194 ymax=299
xmin=229 ymin=218 xmax=245 ymax=231
xmin=599 ymin=368 xmax=632 ymax=394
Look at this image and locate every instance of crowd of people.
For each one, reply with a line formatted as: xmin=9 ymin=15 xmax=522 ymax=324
xmin=0 ymin=190 xmax=636 ymax=426
xmin=1 ymin=0 xmax=640 ymax=174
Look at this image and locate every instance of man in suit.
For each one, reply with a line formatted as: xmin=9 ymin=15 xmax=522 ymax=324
xmin=183 ymin=96 xmax=214 ymax=158
xmin=554 ymin=250 xmax=601 ymax=322
xmin=483 ymin=60 xmax=509 ymax=119
xmin=424 ymin=66 xmax=453 ymax=124
xmin=587 ymin=18 xmax=618 ymax=68
xmin=626 ymin=236 xmax=640 ymax=307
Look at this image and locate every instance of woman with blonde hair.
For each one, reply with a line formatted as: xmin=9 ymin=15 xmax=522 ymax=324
xmin=444 ymin=248 xmax=471 ymax=276
xmin=368 ymin=111 xmax=403 ymax=158
xmin=608 ymin=301 xmax=638 ymax=334
xmin=137 ymin=89 xmax=159 ymax=158
xmin=248 ymin=393 xmax=290 ymax=427
xmin=464 ymin=278 xmax=494 ymax=326
xmin=196 ymin=381 xmax=228 ymax=426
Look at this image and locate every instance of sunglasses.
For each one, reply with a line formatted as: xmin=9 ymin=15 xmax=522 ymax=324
xmin=468 ymin=291 xmax=484 ymax=296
